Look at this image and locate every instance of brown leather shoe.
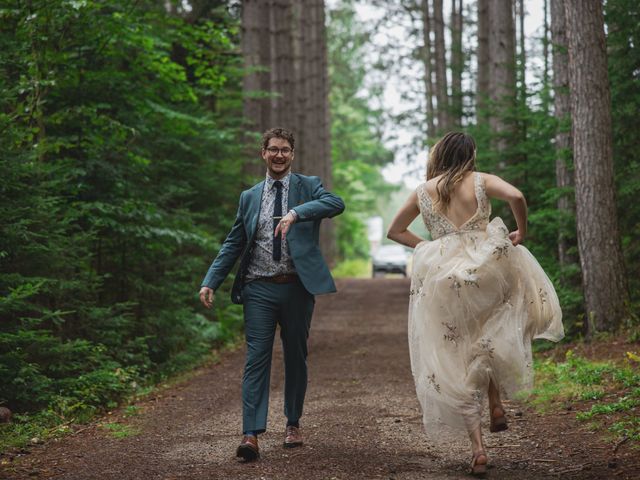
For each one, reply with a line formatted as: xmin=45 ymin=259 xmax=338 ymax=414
xmin=236 ymin=435 xmax=259 ymax=461
xmin=283 ymin=425 xmax=303 ymax=448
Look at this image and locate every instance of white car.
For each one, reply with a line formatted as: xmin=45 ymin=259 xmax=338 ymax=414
xmin=372 ymin=244 xmax=408 ymax=277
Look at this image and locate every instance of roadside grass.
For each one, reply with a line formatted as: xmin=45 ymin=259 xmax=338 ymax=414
xmin=0 ymin=335 xmax=242 ymax=454
xmin=529 ymin=348 xmax=640 ymax=443
xmin=100 ymin=422 xmax=140 ymax=439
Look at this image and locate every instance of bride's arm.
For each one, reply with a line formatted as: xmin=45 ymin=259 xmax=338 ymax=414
xmin=483 ymin=173 xmax=527 ymax=245
xmin=387 ymin=191 xmax=425 ymax=248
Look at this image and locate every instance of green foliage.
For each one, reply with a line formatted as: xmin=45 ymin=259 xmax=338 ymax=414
xmin=332 ymin=258 xmax=372 ymax=279
xmin=606 ymin=0 xmax=640 ymax=316
xmin=101 ymin=422 xmax=141 ymax=439
xmin=0 ymin=0 xmax=245 ymax=450
xmin=474 ymin=0 xmax=640 ymax=332
xmin=530 ymin=349 xmax=640 ymax=442
xmin=576 ymin=395 xmax=640 ymax=420
xmin=610 ymin=417 xmax=640 ymax=442
xmin=468 ymin=56 xmax=583 ymax=333
xmin=328 ymin=0 xmax=396 ymax=261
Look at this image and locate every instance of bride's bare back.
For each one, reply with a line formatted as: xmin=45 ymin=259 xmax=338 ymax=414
xmin=426 ymin=172 xmax=479 ymax=229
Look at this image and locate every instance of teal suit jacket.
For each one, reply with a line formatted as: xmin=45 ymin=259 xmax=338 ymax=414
xmin=201 ymin=173 xmax=345 ymax=304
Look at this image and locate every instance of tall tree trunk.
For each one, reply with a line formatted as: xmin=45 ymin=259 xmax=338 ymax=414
xmin=565 ymin=0 xmax=628 ymax=332
xmin=433 ymin=0 xmax=449 ymax=131
xmin=450 ymin=0 xmax=464 ymax=128
xmin=543 ymin=0 xmax=550 ymax=91
xmin=421 ymin=0 xmax=437 ymax=137
xmin=514 ymin=0 xmax=529 ymax=181
xmin=488 ymin=0 xmax=516 ymax=155
xmin=241 ymin=0 xmax=271 ymax=177
xmin=240 ymin=0 xmax=335 ymax=263
xmin=517 ymin=0 xmax=525 ymax=101
xmin=302 ymin=0 xmax=334 ymax=263
xmin=476 ymin=0 xmax=490 ymax=116
xmin=551 ymin=0 xmax=575 ymax=267
xmin=270 ymin=0 xmax=295 ymax=127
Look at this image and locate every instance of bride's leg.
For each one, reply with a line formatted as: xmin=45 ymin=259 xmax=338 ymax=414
xmin=469 ymin=426 xmax=487 ymax=473
xmin=488 ymin=379 xmax=508 ymax=432
xmin=488 ymin=379 xmax=504 ymax=417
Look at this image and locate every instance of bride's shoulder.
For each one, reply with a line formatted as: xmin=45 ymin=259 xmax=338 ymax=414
xmin=476 ymin=171 xmax=497 ymax=180
xmin=413 ymin=181 xmax=426 ymax=192
xmin=475 ymin=171 xmax=493 ymax=185
xmin=414 ymin=182 xmax=428 ymax=203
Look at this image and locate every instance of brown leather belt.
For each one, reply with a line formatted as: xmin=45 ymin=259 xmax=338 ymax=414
xmin=256 ymin=273 xmax=299 ymax=284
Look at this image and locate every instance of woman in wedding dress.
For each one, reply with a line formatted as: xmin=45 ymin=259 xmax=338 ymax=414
xmin=387 ymin=132 xmax=564 ymax=475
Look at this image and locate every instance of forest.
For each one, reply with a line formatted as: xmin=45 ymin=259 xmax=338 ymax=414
xmin=1 ymin=0 xmax=639 ymax=455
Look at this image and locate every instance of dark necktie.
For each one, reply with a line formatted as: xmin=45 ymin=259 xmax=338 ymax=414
xmin=272 ymin=180 xmax=283 ymax=261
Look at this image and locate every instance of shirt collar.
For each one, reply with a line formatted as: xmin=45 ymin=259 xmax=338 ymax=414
xmin=266 ymin=171 xmax=291 ymax=190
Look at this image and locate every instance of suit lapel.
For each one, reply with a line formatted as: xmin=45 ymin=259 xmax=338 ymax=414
xmin=288 ymin=173 xmax=302 ymax=212
xmin=246 ymin=180 xmax=265 ymax=241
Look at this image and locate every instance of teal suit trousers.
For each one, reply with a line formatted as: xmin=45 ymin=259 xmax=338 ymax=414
xmin=242 ymin=279 xmax=314 ymax=434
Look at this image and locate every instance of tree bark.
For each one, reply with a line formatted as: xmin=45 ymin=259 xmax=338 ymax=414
xmin=241 ymin=0 xmax=271 ymax=177
xmin=433 ymin=0 xmax=449 ymax=131
xmin=270 ymin=0 xmax=295 ymax=128
xmin=543 ymin=0 xmax=550 ymax=90
xmin=488 ymin=0 xmax=516 ymax=154
xmin=517 ymin=0 xmax=525 ymax=100
xmin=550 ymin=0 xmax=574 ymax=267
xmin=564 ymin=0 xmax=628 ymax=332
xmin=421 ymin=0 xmax=437 ymax=138
xmin=476 ymin=0 xmax=489 ymax=116
xmin=240 ymin=0 xmax=335 ymax=263
xmin=450 ymin=0 xmax=463 ymax=128
xmin=297 ymin=0 xmax=334 ymax=262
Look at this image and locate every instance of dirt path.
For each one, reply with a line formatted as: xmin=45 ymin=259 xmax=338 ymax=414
xmin=2 ymin=279 xmax=635 ymax=479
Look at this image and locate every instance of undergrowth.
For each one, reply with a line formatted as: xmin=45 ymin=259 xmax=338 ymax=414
xmin=529 ymin=348 xmax=640 ymax=442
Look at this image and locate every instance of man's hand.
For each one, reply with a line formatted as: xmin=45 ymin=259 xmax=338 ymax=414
xmin=508 ymin=230 xmax=525 ymax=246
xmin=274 ymin=211 xmax=297 ymax=239
xmin=199 ymin=286 xmax=215 ymax=309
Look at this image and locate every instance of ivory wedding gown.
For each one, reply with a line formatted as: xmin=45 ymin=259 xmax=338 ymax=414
xmin=409 ymin=172 xmax=564 ymax=434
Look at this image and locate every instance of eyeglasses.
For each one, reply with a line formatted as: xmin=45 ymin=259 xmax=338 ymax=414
xmin=266 ymin=147 xmax=293 ymax=156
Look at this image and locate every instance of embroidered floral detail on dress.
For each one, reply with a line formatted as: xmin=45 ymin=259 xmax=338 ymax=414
xmin=503 ymin=289 xmax=513 ymax=306
xmin=469 ymin=235 xmax=478 ymax=251
xmin=442 ymin=322 xmax=460 ymax=345
xmin=472 ymin=389 xmax=483 ymax=403
xmin=410 ymin=278 xmax=425 ymax=298
xmin=480 ymin=338 xmax=495 ymax=358
xmin=539 ymin=288 xmax=548 ymax=304
xmin=427 ymin=373 xmax=441 ymax=393
xmin=492 ymin=244 xmax=509 ymax=260
xmin=448 ymin=275 xmax=462 ymax=297
xmin=464 ymin=268 xmax=480 ymax=288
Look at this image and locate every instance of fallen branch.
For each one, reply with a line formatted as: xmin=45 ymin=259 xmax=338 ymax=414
xmin=553 ymin=465 xmax=587 ymax=475
xmin=613 ymin=436 xmax=628 ymax=453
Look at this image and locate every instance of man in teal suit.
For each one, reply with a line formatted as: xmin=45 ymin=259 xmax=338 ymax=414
xmin=199 ymin=128 xmax=344 ymax=461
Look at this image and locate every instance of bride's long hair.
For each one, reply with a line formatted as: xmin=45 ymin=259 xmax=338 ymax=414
xmin=426 ymin=132 xmax=477 ymax=212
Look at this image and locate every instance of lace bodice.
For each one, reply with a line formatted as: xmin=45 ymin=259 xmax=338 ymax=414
xmin=416 ymin=172 xmax=491 ymax=239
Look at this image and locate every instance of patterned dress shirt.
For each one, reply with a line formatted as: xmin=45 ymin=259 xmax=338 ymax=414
xmin=245 ymin=172 xmax=297 ymax=280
